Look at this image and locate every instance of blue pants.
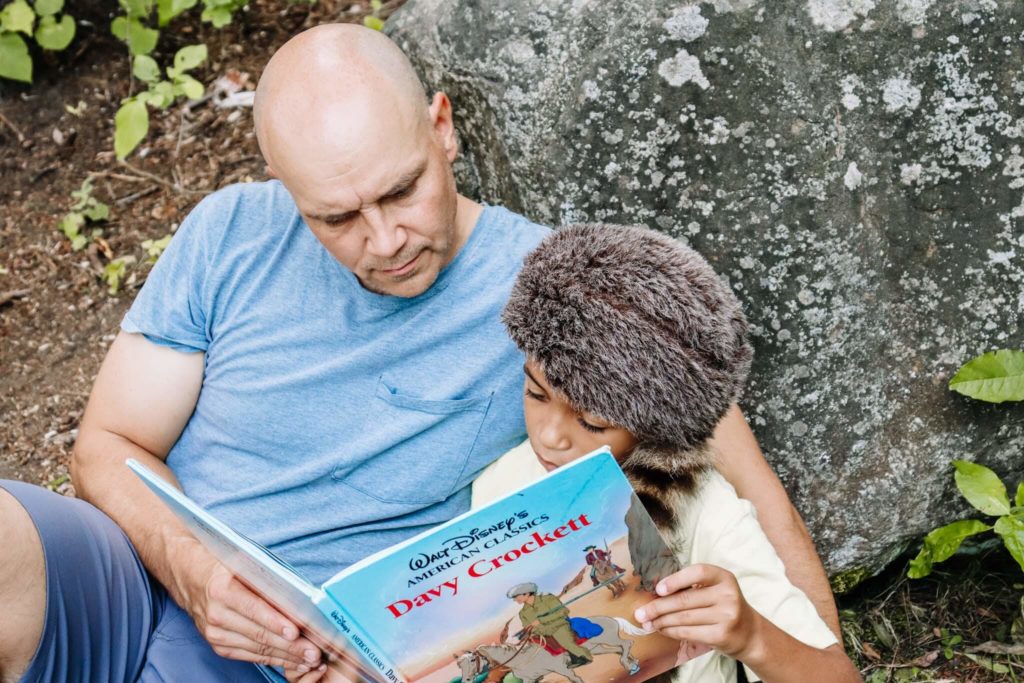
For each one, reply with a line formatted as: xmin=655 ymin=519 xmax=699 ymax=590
xmin=2 ymin=480 xmax=278 ymax=683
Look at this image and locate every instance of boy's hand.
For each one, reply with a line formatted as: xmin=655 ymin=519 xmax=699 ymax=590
xmin=633 ymin=564 xmax=765 ymax=661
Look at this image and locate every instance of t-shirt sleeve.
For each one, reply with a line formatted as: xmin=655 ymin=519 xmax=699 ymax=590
xmin=695 ymin=475 xmax=838 ymax=682
xmin=121 ymin=192 xmax=225 ymax=353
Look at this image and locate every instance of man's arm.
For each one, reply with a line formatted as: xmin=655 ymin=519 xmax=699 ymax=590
xmin=708 ymin=403 xmax=842 ymax=641
xmin=71 ymin=332 xmax=322 ymax=671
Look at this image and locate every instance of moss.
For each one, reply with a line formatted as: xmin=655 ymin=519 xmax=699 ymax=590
xmin=830 ymin=566 xmax=869 ymax=594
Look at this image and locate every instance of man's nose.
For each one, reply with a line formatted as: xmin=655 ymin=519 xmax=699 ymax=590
xmin=363 ymin=208 xmax=407 ymax=258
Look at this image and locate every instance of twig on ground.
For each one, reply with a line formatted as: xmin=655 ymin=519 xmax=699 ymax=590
xmin=0 ymin=289 xmax=30 ymax=307
xmin=116 ymin=161 xmax=206 ymax=194
xmin=115 ymin=186 xmax=161 ymax=206
xmin=0 ymin=110 xmax=26 ymax=142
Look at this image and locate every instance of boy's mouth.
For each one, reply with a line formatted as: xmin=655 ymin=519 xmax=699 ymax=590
xmin=534 ymin=452 xmax=560 ymax=472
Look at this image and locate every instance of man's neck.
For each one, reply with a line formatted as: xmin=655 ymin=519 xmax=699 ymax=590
xmin=451 ymin=194 xmax=484 ymax=257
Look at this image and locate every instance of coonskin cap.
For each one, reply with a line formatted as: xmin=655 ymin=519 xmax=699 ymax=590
xmin=502 ymin=223 xmax=753 ymax=463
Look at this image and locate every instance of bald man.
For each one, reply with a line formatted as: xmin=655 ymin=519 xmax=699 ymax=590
xmin=0 ymin=23 xmax=838 ymax=683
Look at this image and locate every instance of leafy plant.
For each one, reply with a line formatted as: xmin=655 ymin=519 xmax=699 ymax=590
xmin=114 ymin=43 xmax=207 ymax=159
xmin=141 ymin=233 xmax=172 ymax=263
xmin=0 ymin=0 xmax=76 ymax=83
xmin=103 ymin=255 xmax=136 ymax=294
xmin=363 ymin=0 xmax=384 ymax=30
xmin=908 ymin=349 xmax=1024 ymax=579
xmin=58 ymin=178 xmax=109 ymax=251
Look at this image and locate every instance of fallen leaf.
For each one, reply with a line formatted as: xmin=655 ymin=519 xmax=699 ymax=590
xmin=862 ymin=642 xmax=882 ymax=661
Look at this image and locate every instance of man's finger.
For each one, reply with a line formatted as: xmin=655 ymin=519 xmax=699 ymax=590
xmin=212 ymin=646 xmax=304 ymax=670
xmin=229 ymin=579 xmax=302 ymax=642
xmin=205 ymin=613 xmax=320 ymax=667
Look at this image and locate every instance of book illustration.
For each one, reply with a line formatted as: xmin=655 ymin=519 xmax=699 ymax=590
xmin=326 ymin=452 xmax=683 ymax=683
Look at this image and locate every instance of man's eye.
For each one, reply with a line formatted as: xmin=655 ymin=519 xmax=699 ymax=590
xmin=577 ymin=418 xmax=607 ymax=434
xmin=387 ymin=184 xmax=416 ymax=201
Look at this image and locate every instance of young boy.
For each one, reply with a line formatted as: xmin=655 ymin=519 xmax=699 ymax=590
xmin=472 ymin=224 xmax=861 ymax=683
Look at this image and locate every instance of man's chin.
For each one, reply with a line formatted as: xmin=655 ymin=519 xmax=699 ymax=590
xmin=363 ymin=266 xmax=439 ymax=298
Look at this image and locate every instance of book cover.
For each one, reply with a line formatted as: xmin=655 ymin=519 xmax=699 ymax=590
xmin=322 ymin=449 xmax=683 ymax=683
xmin=129 ymin=448 xmax=683 ymax=683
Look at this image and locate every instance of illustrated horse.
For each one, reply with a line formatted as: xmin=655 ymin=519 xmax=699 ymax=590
xmin=453 ymin=651 xmax=512 ymax=683
xmin=591 ymin=556 xmax=627 ymax=598
xmin=460 ymin=616 xmax=648 ymax=683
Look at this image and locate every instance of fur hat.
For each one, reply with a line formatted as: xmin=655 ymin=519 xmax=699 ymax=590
xmin=503 ymin=223 xmax=753 ymax=492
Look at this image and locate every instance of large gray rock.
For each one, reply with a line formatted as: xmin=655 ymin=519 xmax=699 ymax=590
xmin=388 ymin=0 xmax=1024 ymax=583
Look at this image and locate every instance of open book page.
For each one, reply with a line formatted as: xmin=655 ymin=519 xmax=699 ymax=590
xmin=322 ymin=449 xmax=684 ymax=683
xmin=126 ymin=459 xmax=386 ymax=683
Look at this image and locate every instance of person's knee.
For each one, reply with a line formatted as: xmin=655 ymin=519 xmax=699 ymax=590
xmin=0 ymin=487 xmax=47 ymax=681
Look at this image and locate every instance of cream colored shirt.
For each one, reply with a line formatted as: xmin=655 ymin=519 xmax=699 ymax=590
xmin=472 ymin=441 xmax=837 ymax=683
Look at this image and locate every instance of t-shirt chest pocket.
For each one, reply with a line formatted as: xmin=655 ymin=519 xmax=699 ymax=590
xmin=333 ymin=377 xmax=493 ymax=505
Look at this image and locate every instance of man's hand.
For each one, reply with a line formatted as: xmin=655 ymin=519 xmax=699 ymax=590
xmin=634 ymin=564 xmax=762 ymax=659
xmin=184 ymin=556 xmax=323 ymax=671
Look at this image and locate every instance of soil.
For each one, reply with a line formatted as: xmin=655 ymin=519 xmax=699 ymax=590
xmin=0 ymin=0 xmax=391 ymax=492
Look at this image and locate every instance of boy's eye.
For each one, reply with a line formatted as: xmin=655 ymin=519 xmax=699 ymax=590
xmin=577 ymin=418 xmax=606 ymax=434
xmin=525 ymin=389 xmax=546 ymax=402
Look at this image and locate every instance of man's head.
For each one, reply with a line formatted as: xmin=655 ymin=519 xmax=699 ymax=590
xmin=255 ymin=24 xmax=467 ymax=297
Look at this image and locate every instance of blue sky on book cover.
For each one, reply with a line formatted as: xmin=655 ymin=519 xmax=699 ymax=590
xmin=323 ymin=451 xmax=681 ymax=683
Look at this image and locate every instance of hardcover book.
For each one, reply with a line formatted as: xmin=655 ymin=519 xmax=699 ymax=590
xmin=128 ymin=447 xmax=684 ymax=683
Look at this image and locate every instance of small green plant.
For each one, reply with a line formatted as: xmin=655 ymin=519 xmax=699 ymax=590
xmin=0 ymin=0 xmax=76 ymax=83
xmin=115 ymin=43 xmax=207 ymax=159
xmin=141 ymin=233 xmax=172 ymax=263
xmin=103 ymin=255 xmax=136 ymax=294
xmin=908 ymin=349 xmax=1024 ymax=579
xmin=58 ymin=178 xmax=109 ymax=251
xmin=363 ymin=0 xmax=384 ymax=30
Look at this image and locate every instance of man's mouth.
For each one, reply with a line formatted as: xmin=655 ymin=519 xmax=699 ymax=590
xmin=380 ymin=251 xmax=421 ymax=277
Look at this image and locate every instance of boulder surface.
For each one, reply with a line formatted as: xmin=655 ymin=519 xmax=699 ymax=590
xmin=387 ymin=0 xmax=1024 ymax=583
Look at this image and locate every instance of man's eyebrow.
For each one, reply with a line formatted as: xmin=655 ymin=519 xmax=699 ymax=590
xmin=380 ymin=162 xmax=426 ymax=199
xmin=306 ymin=162 xmax=427 ymax=225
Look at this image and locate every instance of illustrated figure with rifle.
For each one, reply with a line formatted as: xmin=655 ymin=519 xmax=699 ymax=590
xmin=583 ymin=544 xmax=626 ymax=598
xmin=507 ymin=582 xmax=594 ymax=668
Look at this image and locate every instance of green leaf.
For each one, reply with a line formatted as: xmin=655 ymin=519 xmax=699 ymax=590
xmin=1017 ymin=481 xmax=1024 ymax=508
xmin=907 ymin=518 xmax=992 ymax=578
xmin=1 ymin=1 xmax=36 ymax=35
xmin=143 ymin=80 xmax=174 ymax=108
xmin=362 ymin=15 xmax=384 ymax=31
xmin=114 ymin=98 xmax=149 ymax=159
xmin=949 ymin=349 xmax=1024 ymax=403
xmin=33 ymin=0 xmax=63 ymax=17
xmin=963 ymin=652 xmax=1011 ymax=674
xmin=59 ymin=212 xmax=84 ymax=237
xmin=119 ymin=0 xmax=153 ymax=19
xmin=995 ymin=514 xmax=1024 ymax=573
xmin=103 ymin=256 xmax=135 ymax=295
xmin=34 ymin=13 xmax=74 ymax=50
xmin=156 ymin=0 xmax=196 ymax=25
xmin=0 ymin=31 xmax=32 ymax=82
xmin=112 ymin=16 xmax=158 ymax=56
xmin=370 ymin=0 xmax=382 ymax=9
xmin=955 ymin=460 xmax=1012 ymax=516
xmin=82 ymin=201 xmax=109 ymax=222
xmin=132 ymin=54 xmax=159 ymax=82
xmin=200 ymin=5 xmax=231 ymax=27
xmin=171 ymin=43 xmax=205 ymax=73
xmin=174 ymin=73 xmax=204 ymax=100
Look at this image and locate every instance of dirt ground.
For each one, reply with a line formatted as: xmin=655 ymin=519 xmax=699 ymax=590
xmin=1 ymin=3 xmax=1021 ymax=681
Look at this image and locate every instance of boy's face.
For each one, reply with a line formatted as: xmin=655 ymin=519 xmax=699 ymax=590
xmin=522 ymin=359 xmax=638 ymax=472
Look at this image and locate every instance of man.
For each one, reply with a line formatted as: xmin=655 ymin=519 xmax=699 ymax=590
xmin=583 ymin=545 xmax=623 ymax=587
xmin=508 ymin=583 xmax=593 ymax=668
xmin=0 ymin=24 xmax=838 ymax=683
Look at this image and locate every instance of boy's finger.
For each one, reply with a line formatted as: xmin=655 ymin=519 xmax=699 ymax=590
xmin=635 ymin=585 xmax=716 ymax=624
xmin=649 ymin=605 xmax=720 ymax=631
xmin=655 ymin=564 xmax=724 ymax=596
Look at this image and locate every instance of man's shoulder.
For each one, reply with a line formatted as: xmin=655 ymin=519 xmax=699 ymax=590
xmin=477 ymin=204 xmax=552 ymax=253
xmin=189 ymin=180 xmax=294 ymax=226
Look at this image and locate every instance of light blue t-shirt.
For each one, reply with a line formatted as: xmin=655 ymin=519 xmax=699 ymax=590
xmin=122 ymin=180 xmax=550 ymax=585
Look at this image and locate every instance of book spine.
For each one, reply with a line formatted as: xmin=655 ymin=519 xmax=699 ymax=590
xmin=315 ymin=592 xmax=407 ymax=683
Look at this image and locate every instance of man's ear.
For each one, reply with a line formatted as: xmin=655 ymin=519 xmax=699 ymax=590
xmin=428 ymin=91 xmax=459 ymax=162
